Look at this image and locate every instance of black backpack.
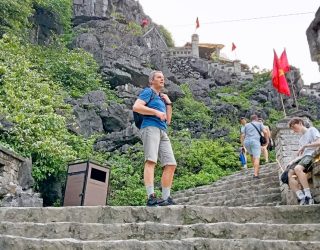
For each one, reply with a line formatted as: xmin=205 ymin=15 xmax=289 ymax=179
xmin=133 ymin=88 xmax=156 ymax=129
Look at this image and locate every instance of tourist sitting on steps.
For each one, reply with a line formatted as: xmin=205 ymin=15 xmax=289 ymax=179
xmin=287 ymin=117 xmax=320 ymax=205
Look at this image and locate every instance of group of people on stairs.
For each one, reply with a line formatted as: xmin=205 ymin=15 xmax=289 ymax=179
xmin=240 ymin=115 xmax=320 ymax=205
xmin=132 ymin=70 xmax=320 ymax=207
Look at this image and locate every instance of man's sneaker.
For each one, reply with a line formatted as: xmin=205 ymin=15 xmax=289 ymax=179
xmin=304 ymin=196 xmax=315 ymax=205
xmin=298 ymin=197 xmax=306 ymax=205
xmin=253 ymin=175 xmax=260 ymax=179
xmin=146 ymin=193 xmax=159 ymax=207
xmin=158 ymin=197 xmax=175 ymax=206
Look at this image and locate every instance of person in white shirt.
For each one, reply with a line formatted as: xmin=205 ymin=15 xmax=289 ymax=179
xmin=287 ymin=117 xmax=320 ymax=205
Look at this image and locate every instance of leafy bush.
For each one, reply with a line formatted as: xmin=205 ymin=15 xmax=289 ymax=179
xmin=30 ymin=44 xmax=105 ymax=97
xmin=0 ymin=0 xmax=33 ymax=37
xmin=33 ymin=0 xmax=72 ymax=32
xmin=0 ymin=36 xmax=111 ymax=184
xmin=171 ymin=136 xmax=238 ymax=190
xmin=127 ymin=21 xmax=143 ymax=36
xmin=172 ymin=84 xmax=212 ymax=130
xmin=158 ymin=25 xmax=175 ymax=48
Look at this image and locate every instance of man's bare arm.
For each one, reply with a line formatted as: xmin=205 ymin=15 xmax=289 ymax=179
xmin=133 ymin=99 xmax=166 ymax=121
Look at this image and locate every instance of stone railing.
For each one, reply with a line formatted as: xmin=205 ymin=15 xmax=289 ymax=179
xmin=274 ymin=116 xmax=320 ymax=204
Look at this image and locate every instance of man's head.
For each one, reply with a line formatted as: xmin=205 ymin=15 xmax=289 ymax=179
xmin=239 ymin=117 xmax=247 ymax=125
xmin=149 ymin=71 xmax=164 ymax=90
xmin=251 ymin=114 xmax=258 ymax=121
xmin=288 ymin=117 xmax=305 ymax=133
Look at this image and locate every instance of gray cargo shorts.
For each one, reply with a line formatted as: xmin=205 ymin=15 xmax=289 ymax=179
xmin=140 ymin=126 xmax=177 ymax=167
xmin=288 ymin=155 xmax=314 ymax=173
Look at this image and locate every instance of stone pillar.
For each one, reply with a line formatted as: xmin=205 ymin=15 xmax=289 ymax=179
xmin=191 ymin=34 xmax=199 ymax=58
xmin=274 ymin=116 xmax=312 ymax=205
xmin=233 ymin=60 xmax=241 ymax=75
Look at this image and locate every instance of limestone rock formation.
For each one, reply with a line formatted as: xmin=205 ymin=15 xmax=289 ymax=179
xmin=307 ymin=7 xmax=320 ymax=70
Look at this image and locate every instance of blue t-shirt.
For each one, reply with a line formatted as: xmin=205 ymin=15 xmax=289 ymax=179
xmin=138 ymin=87 xmax=167 ymax=131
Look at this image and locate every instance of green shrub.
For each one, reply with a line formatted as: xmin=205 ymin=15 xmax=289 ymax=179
xmin=33 ymin=0 xmax=72 ymax=32
xmin=158 ymin=25 xmax=175 ymax=48
xmin=0 ymin=0 xmax=33 ymax=37
xmin=127 ymin=21 xmax=142 ymax=36
xmin=172 ymin=84 xmax=212 ymax=130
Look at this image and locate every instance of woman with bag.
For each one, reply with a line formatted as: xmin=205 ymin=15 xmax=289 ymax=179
xmin=241 ymin=114 xmax=269 ymax=179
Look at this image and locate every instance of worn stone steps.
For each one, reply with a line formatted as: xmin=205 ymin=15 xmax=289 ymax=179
xmin=172 ymin=163 xmax=282 ymax=207
xmin=192 ymin=193 xmax=282 ymax=207
xmin=1 ymin=221 xmax=320 ymax=241
xmin=174 ymin=169 xmax=279 ymax=198
xmin=174 ymin=186 xmax=281 ymax=204
xmin=0 ymin=163 xmax=317 ymax=249
xmin=1 ymin=205 xmax=319 ymax=224
xmin=1 ymin=235 xmax=319 ymax=250
xmin=173 ymin=176 xmax=279 ymax=201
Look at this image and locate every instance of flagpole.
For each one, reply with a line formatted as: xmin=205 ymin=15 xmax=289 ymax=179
xmin=279 ymin=94 xmax=287 ymax=117
xmin=289 ymin=72 xmax=299 ymax=110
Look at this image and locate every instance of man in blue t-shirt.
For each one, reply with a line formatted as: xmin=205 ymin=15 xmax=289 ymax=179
xmin=133 ymin=71 xmax=176 ymax=206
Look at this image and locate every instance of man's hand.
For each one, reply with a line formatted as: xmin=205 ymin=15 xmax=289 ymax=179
xmin=160 ymin=93 xmax=172 ymax=105
xmin=155 ymin=110 xmax=167 ymax=121
xmin=298 ymin=146 xmax=305 ymax=156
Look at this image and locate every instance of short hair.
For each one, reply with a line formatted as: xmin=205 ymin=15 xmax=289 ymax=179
xmin=149 ymin=71 xmax=163 ymax=84
xmin=288 ymin=117 xmax=304 ymax=128
xmin=251 ymin=114 xmax=258 ymax=121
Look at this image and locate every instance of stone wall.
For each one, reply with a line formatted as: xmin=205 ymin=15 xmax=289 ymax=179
xmin=300 ymin=82 xmax=320 ymax=100
xmin=0 ymin=146 xmax=42 ymax=207
xmin=164 ymin=56 xmax=253 ymax=83
xmin=274 ymin=116 xmax=320 ymax=204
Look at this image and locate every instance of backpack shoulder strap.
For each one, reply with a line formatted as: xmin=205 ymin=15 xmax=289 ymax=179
xmin=251 ymin=122 xmax=263 ymax=136
xmin=145 ymin=88 xmax=158 ymax=106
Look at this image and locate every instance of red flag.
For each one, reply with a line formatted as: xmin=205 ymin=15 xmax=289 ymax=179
xmin=231 ymin=42 xmax=236 ymax=51
xmin=272 ymin=50 xmax=290 ymax=96
xmin=280 ymin=49 xmax=290 ymax=73
xmin=196 ymin=17 xmax=200 ymax=29
xmin=141 ymin=18 xmax=148 ymax=28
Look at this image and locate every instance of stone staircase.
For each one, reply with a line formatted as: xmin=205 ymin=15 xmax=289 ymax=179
xmin=1 ymin=163 xmax=320 ymax=249
xmin=173 ymin=163 xmax=282 ymax=207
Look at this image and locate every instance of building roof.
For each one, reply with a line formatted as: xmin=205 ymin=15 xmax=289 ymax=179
xmin=184 ymin=42 xmax=224 ymax=50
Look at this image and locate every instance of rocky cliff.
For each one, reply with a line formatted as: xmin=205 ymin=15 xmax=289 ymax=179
xmin=307 ymin=6 xmax=320 ymax=71
xmin=66 ymin=0 xmax=314 ymax=153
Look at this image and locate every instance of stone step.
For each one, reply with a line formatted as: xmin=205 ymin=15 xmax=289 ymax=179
xmin=174 ymin=186 xmax=281 ymax=204
xmin=0 ymin=205 xmax=319 ymax=225
xmin=0 ymin=235 xmax=319 ymax=250
xmin=174 ymin=169 xmax=279 ymax=197
xmin=187 ymin=193 xmax=282 ymax=207
xmin=214 ymin=164 xmax=279 ymax=182
xmin=173 ymin=177 xmax=279 ymax=199
xmin=1 ymin=221 xmax=319 ymax=241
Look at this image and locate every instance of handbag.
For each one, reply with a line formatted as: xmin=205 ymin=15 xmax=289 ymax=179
xmin=251 ymin=123 xmax=267 ymax=145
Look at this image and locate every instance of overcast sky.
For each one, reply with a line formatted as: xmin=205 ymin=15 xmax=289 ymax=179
xmin=139 ymin=0 xmax=320 ymax=85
